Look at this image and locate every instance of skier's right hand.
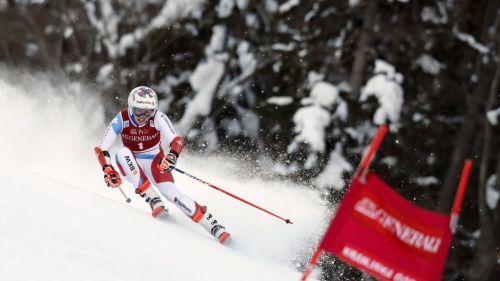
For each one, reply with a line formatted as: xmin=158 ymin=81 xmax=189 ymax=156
xmin=158 ymin=152 xmax=177 ymax=173
xmin=103 ymin=164 xmax=122 ymax=188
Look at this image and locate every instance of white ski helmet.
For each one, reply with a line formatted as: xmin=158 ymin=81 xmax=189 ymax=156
xmin=128 ymin=86 xmax=158 ymax=119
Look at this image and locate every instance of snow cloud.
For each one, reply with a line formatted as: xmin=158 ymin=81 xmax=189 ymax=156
xmin=0 ymin=67 xmax=106 ymax=196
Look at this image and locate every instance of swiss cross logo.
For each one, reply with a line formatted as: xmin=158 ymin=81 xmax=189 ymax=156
xmin=136 ymin=87 xmax=153 ymax=98
xmin=175 ymin=138 xmax=183 ymax=147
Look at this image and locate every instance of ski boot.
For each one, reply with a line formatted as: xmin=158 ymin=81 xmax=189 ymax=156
xmin=192 ymin=204 xmax=231 ymax=244
xmin=136 ymin=181 xmax=168 ymax=218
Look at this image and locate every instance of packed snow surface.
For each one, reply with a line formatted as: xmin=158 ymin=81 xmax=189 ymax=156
xmin=0 ymin=70 xmax=327 ymax=280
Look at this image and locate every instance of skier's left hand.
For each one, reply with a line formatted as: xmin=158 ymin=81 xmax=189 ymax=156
xmin=158 ymin=152 xmax=177 ymax=173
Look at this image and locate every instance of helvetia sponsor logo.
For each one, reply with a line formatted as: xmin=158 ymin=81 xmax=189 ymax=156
xmin=136 ymin=100 xmax=154 ymax=106
xmin=174 ymin=197 xmax=192 ymax=214
xmin=354 ymin=197 xmax=442 ymax=254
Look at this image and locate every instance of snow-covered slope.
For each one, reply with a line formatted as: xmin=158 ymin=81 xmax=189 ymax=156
xmin=0 ymin=70 xmax=327 ymax=280
xmin=0 ymin=162 xmax=319 ymax=281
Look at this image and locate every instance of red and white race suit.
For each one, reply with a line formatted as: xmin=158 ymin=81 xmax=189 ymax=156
xmin=97 ymin=109 xmax=200 ymax=218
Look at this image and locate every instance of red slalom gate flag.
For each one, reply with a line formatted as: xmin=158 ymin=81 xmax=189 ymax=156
xmin=319 ymin=172 xmax=453 ymax=281
xmin=301 ymin=124 xmax=472 ymax=281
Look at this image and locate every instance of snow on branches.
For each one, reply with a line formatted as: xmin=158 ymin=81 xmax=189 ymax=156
xmin=360 ymin=60 xmax=404 ymax=130
xmin=287 ymin=80 xmax=348 ymax=172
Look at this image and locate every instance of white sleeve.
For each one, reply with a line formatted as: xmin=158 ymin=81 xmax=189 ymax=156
xmin=98 ymin=113 xmax=123 ymax=151
xmin=154 ymin=111 xmax=178 ymax=147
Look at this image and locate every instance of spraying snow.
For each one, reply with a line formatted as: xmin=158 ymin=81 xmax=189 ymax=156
xmin=0 ymin=68 xmax=327 ymax=280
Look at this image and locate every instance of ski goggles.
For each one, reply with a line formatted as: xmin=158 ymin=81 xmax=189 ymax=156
xmin=132 ymin=107 xmax=155 ymax=118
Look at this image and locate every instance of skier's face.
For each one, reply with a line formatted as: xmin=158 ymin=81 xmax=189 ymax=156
xmin=132 ymin=108 xmax=155 ymax=118
xmin=135 ymin=114 xmax=148 ymax=125
xmin=132 ymin=107 xmax=155 ymax=126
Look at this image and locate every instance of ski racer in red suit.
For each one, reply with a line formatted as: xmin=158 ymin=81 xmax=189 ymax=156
xmin=94 ymin=86 xmax=230 ymax=244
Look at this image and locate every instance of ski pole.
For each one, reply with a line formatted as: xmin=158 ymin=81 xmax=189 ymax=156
xmin=174 ymin=167 xmax=293 ymax=224
xmin=117 ymin=185 xmax=131 ymax=203
xmin=94 ymin=147 xmax=131 ymax=203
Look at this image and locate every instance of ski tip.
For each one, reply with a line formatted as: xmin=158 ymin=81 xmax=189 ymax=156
xmin=285 ymin=219 xmax=293 ymax=224
xmin=219 ymin=232 xmax=231 ymax=244
xmin=152 ymin=206 xmax=168 ymax=218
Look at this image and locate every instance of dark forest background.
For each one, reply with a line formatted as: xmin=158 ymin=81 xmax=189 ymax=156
xmin=1 ymin=0 xmax=499 ymax=280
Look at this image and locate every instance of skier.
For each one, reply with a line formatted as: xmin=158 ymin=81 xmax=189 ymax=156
xmin=94 ymin=86 xmax=230 ymax=244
